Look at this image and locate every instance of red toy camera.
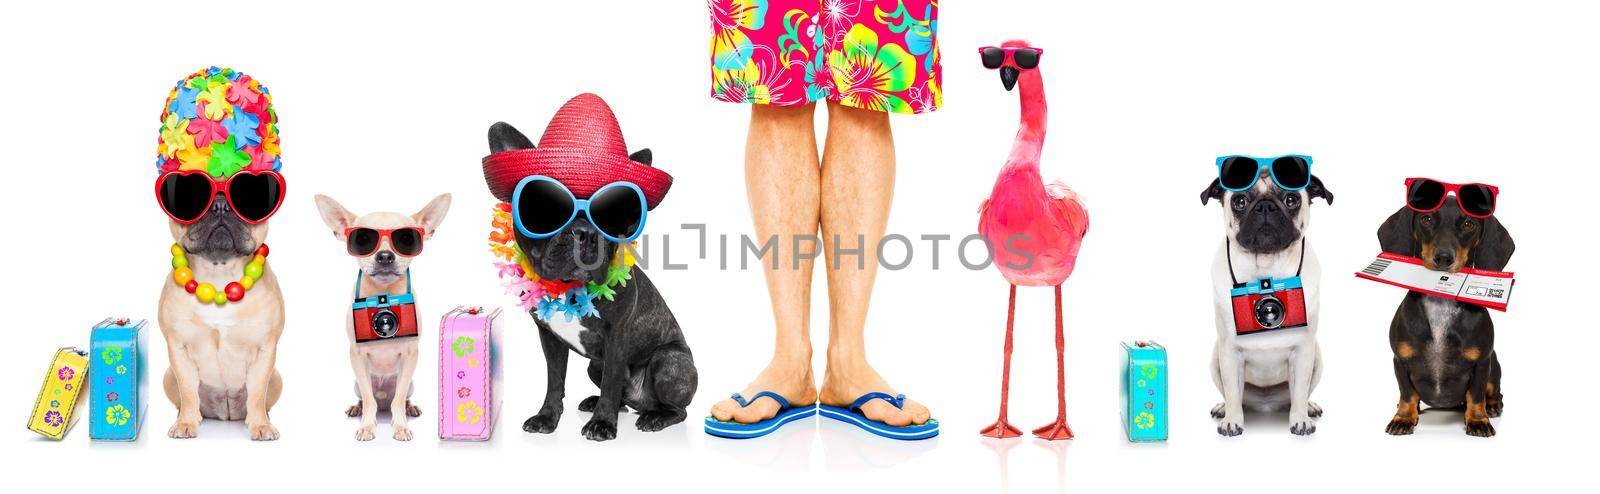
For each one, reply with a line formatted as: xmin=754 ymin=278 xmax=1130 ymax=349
xmin=1229 ymin=276 xmax=1308 ymax=335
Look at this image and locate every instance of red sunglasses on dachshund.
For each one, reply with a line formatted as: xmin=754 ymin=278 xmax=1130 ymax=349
xmin=155 ymin=170 xmax=286 ymax=225
xmin=344 ymin=227 xmax=426 ymax=257
xmin=1405 ymin=177 xmax=1498 ymax=218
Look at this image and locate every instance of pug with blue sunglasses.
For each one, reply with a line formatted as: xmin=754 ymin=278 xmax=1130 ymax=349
xmin=1201 ymin=155 xmax=1333 ymax=436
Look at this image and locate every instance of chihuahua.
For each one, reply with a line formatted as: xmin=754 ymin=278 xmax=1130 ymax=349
xmin=316 ymin=193 xmax=451 ymax=441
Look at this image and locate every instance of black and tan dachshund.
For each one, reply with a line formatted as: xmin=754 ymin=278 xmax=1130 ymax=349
xmin=1376 ymin=197 xmax=1514 ymax=437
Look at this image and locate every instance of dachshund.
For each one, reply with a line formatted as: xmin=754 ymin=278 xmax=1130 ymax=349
xmin=1376 ymin=196 xmax=1514 ymax=437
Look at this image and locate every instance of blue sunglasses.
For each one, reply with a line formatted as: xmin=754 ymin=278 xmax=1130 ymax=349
xmin=511 ymin=175 xmax=648 ymax=243
xmin=1215 ymin=155 xmax=1313 ymax=192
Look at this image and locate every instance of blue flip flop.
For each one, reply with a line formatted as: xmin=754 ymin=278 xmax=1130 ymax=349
xmin=818 ymin=392 xmax=939 ymax=440
xmin=703 ymin=391 xmax=817 ymax=439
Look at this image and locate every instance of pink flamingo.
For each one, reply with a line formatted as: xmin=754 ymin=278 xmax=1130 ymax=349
xmin=976 ymin=40 xmax=1089 ymax=440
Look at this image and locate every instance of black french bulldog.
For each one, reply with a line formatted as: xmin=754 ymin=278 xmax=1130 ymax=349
xmin=488 ymin=122 xmax=698 ymax=442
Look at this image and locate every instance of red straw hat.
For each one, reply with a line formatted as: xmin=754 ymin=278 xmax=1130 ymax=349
xmin=482 ymin=93 xmax=672 ymax=209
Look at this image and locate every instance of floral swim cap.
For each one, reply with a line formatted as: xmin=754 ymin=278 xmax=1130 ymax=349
xmin=155 ymin=67 xmax=280 ymax=179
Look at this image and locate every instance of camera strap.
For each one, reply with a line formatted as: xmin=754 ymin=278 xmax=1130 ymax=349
xmin=351 ymin=269 xmax=415 ymax=308
xmin=1225 ymin=239 xmax=1305 ymax=287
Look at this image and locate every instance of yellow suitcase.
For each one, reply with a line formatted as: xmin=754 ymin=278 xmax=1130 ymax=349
xmin=28 ymin=347 xmax=89 ymax=440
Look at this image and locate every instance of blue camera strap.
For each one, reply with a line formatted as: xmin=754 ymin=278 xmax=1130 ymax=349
xmin=351 ymin=269 xmax=415 ymax=309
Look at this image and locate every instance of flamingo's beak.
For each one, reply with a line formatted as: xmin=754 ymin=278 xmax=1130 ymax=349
xmin=999 ymin=66 xmax=1019 ymax=91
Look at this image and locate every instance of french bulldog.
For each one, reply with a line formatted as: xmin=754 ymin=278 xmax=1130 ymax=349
xmin=488 ymin=122 xmax=698 ymax=442
xmin=1200 ymin=167 xmax=1333 ymax=436
xmin=159 ymin=192 xmax=284 ymax=440
xmin=315 ymin=194 xmax=451 ymax=441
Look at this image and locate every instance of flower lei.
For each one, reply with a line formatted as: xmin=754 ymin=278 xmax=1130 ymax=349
xmin=489 ymin=203 xmax=637 ymax=322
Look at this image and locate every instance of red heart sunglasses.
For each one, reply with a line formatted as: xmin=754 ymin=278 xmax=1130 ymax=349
xmin=155 ymin=170 xmax=286 ymax=225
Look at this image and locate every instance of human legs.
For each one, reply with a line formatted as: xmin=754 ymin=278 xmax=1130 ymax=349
xmin=709 ymin=103 xmax=821 ymax=424
xmin=816 ymin=102 xmax=930 ymax=427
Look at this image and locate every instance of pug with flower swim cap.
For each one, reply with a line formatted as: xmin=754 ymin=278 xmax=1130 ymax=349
xmin=153 ymin=67 xmax=287 ymax=440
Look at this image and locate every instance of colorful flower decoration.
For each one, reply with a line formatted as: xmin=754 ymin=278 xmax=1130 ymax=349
xmin=116 ymin=364 xmax=127 ymax=375
xmin=156 ymin=67 xmax=280 ymax=178
xmin=490 ymin=203 xmax=636 ymax=321
xmin=457 ymin=387 xmax=472 ymax=399
xmin=49 ymin=400 xmax=59 ymax=409
xmin=828 ymin=24 xmax=917 ymax=114
xmin=57 ymin=366 xmax=74 ymax=381
xmin=107 ymin=392 xmax=119 ymax=402
xmin=1134 ymin=411 xmax=1155 ymax=430
xmin=456 ymin=371 xmax=466 ymax=380
xmin=1140 ymin=363 xmax=1160 ymax=380
xmin=457 ymin=402 xmax=484 ymax=424
xmin=453 ymin=337 xmax=475 ymax=358
xmin=102 ymin=346 xmax=123 ymax=366
xmin=44 ymin=410 xmax=63 ymax=427
xmin=467 ymin=357 xmax=480 ymax=369
xmin=106 ymin=404 xmax=131 ymax=427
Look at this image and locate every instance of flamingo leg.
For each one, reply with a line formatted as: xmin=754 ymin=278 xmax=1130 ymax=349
xmin=1033 ymin=284 xmax=1074 ymax=440
xmin=980 ymin=284 xmax=1023 ymax=438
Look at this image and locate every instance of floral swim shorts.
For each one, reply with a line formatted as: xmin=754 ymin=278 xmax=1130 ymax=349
xmin=708 ymin=0 xmax=941 ymax=115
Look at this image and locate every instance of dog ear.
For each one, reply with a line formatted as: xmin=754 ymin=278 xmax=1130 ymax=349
xmin=1471 ymin=216 xmax=1515 ymax=271
xmin=1307 ymin=175 xmax=1334 ymax=205
xmin=412 ymin=193 xmax=453 ymax=239
xmin=313 ymin=194 xmax=356 ymax=239
xmin=488 ymin=122 xmax=535 ymax=153
xmin=629 ymin=148 xmax=653 ymax=166
xmin=1376 ymin=206 xmax=1418 ymax=257
xmin=1200 ymin=178 xmax=1224 ymax=205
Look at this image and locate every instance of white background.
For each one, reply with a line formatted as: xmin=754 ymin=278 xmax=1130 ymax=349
xmin=1 ymin=0 xmax=1592 ymax=491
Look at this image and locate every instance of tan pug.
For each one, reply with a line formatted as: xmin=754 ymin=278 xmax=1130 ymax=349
xmin=159 ymin=196 xmax=285 ymax=441
xmin=315 ymin=193 xmax=451 ymax=441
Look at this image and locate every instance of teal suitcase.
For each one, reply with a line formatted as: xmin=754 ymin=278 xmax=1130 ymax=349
xmin=89 ymin=318 xmax=147 ymax=441
xmin=1121 ymin=340 xmax=1168 ymax=442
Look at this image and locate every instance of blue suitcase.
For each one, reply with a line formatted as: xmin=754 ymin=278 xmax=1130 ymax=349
xmin=89 ymin=318 xmax=147 ymax=441
xmin=1121 ymin=340 xmax=1168 ymax=442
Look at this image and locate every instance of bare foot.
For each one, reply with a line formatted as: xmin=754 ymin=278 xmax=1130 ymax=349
xmin=708 ymin=355 xmax=816 ymax=424
xmin=820 ymin=358 xmax=930 ymax=427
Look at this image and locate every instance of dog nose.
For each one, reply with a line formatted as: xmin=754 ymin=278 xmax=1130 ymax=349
xmin=1432 ymin=252 xmax=1454 ymax=268
xmin=1252 ymin=200 xmax=1279 ymax=214
xmin=375 ymin=251 xmax=396 ymax=265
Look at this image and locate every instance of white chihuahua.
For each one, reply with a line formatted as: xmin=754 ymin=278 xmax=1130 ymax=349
xmin=315 ymin=193 xmax=450 ymax=441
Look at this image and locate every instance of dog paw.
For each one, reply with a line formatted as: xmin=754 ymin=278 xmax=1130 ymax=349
xmin=636 ymin=411 xmax=686 ymax=432
xmin=522 ymin=414 xmax=559 ymax=434
xmin=1385 ymin=416 xmax=1417 ymax=435
xmin=392 ymin=426 xmax=413 ymax=441
xmin=1290 ymin=418 xmax=1317 ymax=436
xmin=1308 ymin=402 xmax=1323 ymax=418
xmin=582 ymin=419 xmax=618 ymax=442
xmin=345 ymin=402 xmax=362 ymax=417
xmin=1466 ymin=419 xmax=1496 ymax=438
xmin=167 ymin=420 xmax=200 ymax=439
xmin=578 ymin=396 xmax=600 ymax=413
xmin=405 ymin=401 xmax=423 ymax=418
xmin=355 ymin=425 xmax=376 ymax=441
xmin=1210 ymin=403 xmax=1225 ymax=419
xmin=249 ymin=422 xmax=280 ymax=441
xmin=1487 ymin=400 xmax=1504 ymax=418
xmin=1217 ymin=419 xmax=1243 ymax=437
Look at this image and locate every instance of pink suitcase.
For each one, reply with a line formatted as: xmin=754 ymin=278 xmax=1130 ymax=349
xmin=439 ymin=306 xmax=503 ymax=441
